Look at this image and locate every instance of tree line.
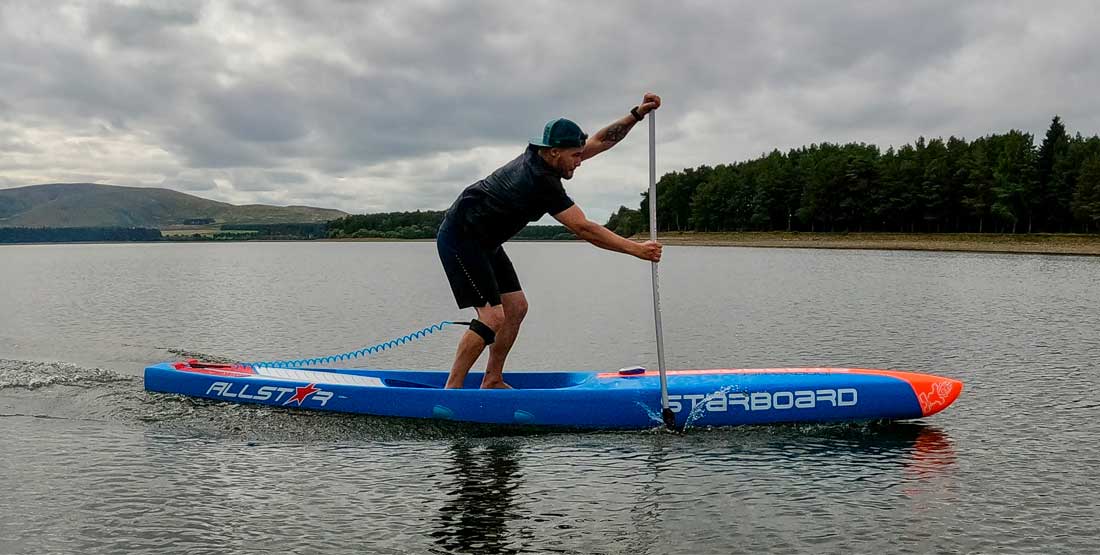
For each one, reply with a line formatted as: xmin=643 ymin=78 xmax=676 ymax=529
xmin=327 ymin=210 xmax=572 ymax=240
xmin=0 ymin=227 xmax=163 ymax=243
xmin=219 ymin=223 xmax=329 ymax=239
xmin=606 ymin=116 xmax=1100 ymax=235
xmin=0 ymin=224 xmax=327 ymax=243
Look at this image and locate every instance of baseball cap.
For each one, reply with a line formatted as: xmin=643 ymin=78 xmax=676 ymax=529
xmin=529 ymin=118 xmax=588 ymax=148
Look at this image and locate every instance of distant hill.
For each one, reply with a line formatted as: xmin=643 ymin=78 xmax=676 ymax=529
xmin=0 ymin=183 xmax=347 ymax=228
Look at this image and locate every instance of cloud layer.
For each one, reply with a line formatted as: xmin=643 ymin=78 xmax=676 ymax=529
xmin=3 ymin=0 xmax=1099 ymax=222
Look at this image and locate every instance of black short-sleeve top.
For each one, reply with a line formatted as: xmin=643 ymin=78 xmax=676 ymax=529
xmin=444 ymin=145 xmax=575 ymax=248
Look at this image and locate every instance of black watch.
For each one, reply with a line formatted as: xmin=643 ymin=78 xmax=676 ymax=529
xmin=630 ymin=106 xmax=644 ymax=121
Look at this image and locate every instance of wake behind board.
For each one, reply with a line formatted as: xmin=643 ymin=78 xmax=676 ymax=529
xmin=144 ymin=361 xmax=962 ymax=430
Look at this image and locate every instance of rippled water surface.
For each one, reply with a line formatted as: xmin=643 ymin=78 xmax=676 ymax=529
xmin=2 ymin=242 xmax=1098 ymax=554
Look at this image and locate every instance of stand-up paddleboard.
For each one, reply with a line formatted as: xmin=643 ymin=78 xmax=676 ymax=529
xmin=144 ymin=361 xmax=962 ymax=429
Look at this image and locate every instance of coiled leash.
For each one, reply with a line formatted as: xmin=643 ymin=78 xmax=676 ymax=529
xmin=241 ymin=319 xmax=493 ymax=369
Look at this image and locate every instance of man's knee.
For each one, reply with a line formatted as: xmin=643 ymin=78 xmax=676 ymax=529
xmin=467 ymin=305 xmax=504 ymax=346
xmin=506 ymin=298 xmax=528 ymax=323
xmin=476 ymin=304 xmax=506 ymax=330
xmin=502 ymin=292 xmax=528 ymax=325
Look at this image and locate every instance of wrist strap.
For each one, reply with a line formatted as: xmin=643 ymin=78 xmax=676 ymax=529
xmin=630 ymin=106 xmax=644 ymax=122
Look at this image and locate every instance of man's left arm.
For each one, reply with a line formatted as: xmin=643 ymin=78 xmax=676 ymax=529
xmin=553 ymin=205 xmax=662 ymax=262
xmin=581 ymin=92 xmax=661 ymax=161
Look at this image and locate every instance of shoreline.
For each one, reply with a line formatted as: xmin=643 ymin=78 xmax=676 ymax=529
xmin=640 ymin=231 xmax=1100 ymax=256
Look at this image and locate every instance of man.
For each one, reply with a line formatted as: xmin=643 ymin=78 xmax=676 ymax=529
xmin=437 ymin=92 xmax=663 ymax=389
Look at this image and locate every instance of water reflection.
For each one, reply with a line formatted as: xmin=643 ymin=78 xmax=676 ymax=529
xmin=431 ymin=440 xmax=525 ymax=555
xmin=906 ymin=424 xmax=957 ymax=467
xmin=623 ymin=435 xmax=676 ymax=554
xmin=859 ymin=422 xmax=959 ymax=485
xmin=794 ymin=421 xmax=958 ymax=477
xmin=898 ymin=423 xmax=959 ymax=500
xmin=781 ymin=421 xmax=961 ymax=497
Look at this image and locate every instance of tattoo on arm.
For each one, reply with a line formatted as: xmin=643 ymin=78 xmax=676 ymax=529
xmin=603 ymin=123 xmax=630 ymax=143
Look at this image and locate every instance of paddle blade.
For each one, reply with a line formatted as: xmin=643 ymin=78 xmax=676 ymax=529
xmin=662 ymin=407 xmax=676 ymax=430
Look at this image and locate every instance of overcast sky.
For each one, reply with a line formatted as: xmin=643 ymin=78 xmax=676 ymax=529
xmin=2 ymin=1 xmax=1099 ymax=223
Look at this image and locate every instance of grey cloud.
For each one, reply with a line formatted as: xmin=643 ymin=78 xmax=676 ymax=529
xmin=775 ymin=2 xmax=969 ymax=78
xmin=1 ymin=15 xmax=204 ymax=127
xmin=166 ymin=124 xmax=271 ymax=169
xmin=266 ymin=171 xmax=309 ymax=185
xmin=203 ymin=82 xmax=310 ymax=143
xmin=435 ymin=160 xmax=483 ymax=184
xmin=0 ymin=132 xmax=41 ymax=154
xmin=224 ymin=169 xmax=278 ymax=192
xmin=87 ymin=2 xmax=200 ymax=48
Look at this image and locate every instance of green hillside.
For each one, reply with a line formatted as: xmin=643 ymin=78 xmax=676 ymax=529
xmin=0 ymin=183 xmax=347 ymax=228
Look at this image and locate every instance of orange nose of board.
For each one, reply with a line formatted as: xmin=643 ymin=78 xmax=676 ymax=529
xmin=892 ymin=372 xmax=964 ymax=417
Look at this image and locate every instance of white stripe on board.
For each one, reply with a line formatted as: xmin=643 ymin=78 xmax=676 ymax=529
xmin=253 ymin=367 xmax=384 ymax=387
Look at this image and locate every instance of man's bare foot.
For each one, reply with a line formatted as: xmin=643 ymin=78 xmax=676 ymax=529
xmin=480 ymin=379 xmax=513 ymax=389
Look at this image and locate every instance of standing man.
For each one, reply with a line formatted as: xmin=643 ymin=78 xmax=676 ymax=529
xmin=437 ymin=93 xmax=663 ymax=389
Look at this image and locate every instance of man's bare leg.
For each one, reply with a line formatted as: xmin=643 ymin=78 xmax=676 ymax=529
xmin=444 ymin=304 xmax=504 ymax=389
xmin=482 ymin=291 xmax=528 ymax=389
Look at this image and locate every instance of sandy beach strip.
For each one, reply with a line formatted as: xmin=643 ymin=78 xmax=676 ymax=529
xmin=643 ymin=231 xmax=1100 ymax=256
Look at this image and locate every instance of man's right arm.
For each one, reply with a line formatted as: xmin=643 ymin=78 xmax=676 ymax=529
xmin=553 ymin=205 xmax=662 ymax=262
xmin=580 ymin=92 xmax=662 ymax=161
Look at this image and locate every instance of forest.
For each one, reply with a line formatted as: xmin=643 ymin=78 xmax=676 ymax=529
xmin=607 ymin=117 xmax=1100 ymax=236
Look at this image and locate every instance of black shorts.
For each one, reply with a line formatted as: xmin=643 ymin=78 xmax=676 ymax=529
xmin=436 ymin=222 xmax=521 ymax=309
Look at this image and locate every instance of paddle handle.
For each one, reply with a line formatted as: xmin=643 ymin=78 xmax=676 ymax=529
xmin=647 ymin=112 xmax=672 ymax=427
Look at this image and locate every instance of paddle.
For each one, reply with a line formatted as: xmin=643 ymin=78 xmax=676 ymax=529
xmin=647 ymin=111 xmax=675 ymax=430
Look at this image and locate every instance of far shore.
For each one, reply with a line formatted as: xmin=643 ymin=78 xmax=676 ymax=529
xmin=631 ymin=231 xmax=1100 ymax=256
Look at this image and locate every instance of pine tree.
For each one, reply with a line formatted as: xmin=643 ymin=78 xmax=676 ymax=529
xmin=1037 ymin=116 xmax=1071 ymax=230
xmin=1072 ymin=154 xmax=1100 ymax=231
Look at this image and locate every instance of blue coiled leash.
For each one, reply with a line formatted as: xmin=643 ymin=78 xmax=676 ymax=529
xmin=243 ymin=320 xmax=476 ymax=369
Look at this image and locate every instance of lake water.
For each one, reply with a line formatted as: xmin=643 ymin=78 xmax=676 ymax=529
xmin=2 ymin=241 xmax=1098 ymax=554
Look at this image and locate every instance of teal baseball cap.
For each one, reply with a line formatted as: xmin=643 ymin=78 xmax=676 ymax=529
xmin=529 ymin=118 xmax=588 ymax=148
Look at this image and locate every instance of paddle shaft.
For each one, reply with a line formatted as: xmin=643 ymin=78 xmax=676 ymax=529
xmin=647 ymin=112 xmax=673 ymax=429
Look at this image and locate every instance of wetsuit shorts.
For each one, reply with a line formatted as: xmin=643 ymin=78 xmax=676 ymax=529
xmin=436 ymin=219 xmax=521 ymax=309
